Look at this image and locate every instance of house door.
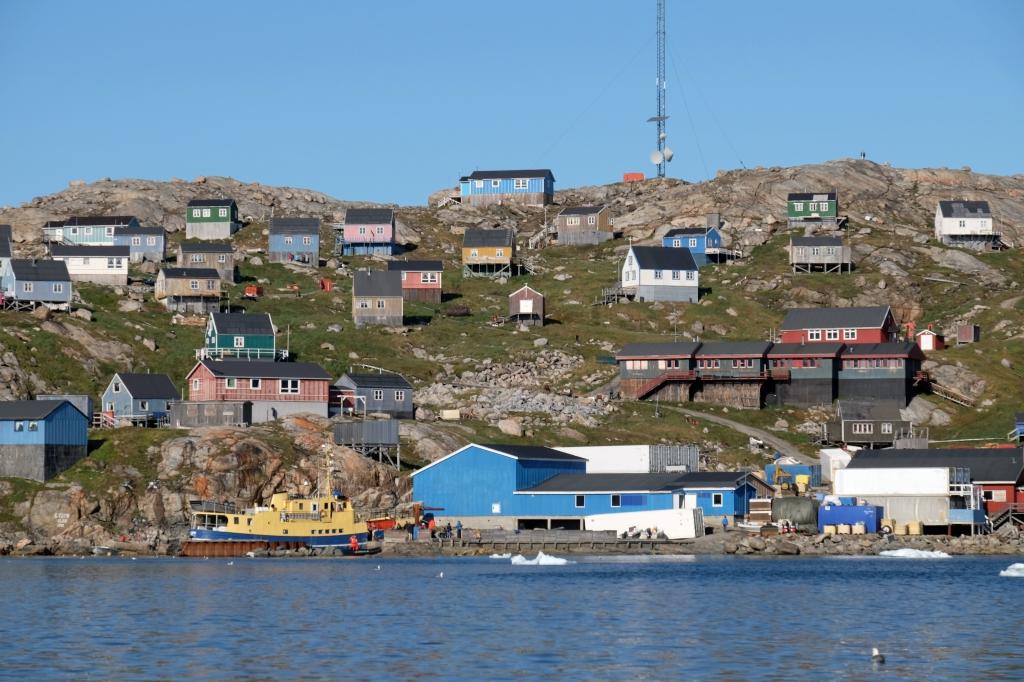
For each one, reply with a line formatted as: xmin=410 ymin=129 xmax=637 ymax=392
xmin=520 ymin=299 xmax=533 ymax=314
xmin=684 ymin=494 xmax=697 ymax=509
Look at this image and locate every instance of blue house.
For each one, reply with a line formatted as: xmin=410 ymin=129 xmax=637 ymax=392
xmin=0 ymin=400 xmax=89 ymax=481
xmin=458 ymin=169 xmax=554 ymax=207
xmin=662 ymin=215 xmax=723 ymax=267
xmin=269 ymin=217 xmax=320 ymax=266
xmin=114 ymin=226 xmax=165 ymax=263
xmin=2 ymin=259 xmax=73 ymax=311
xmin=672 ymin=472 xmax=771 ymax=521
xmin=41 ymin=215 xmax=139 ymax=245
xmin=100 ymin=373 xmax=179 ymax=425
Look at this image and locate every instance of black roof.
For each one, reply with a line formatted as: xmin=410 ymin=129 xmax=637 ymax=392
xmin=523 ymin=473 xmax=691 ymax=493
xmin=9 ymin=259 xmax=70 ymax=282
xmin=788 ymin=192 xmax=836 ymax=202
xmin=269 ymin=217 xmax=320 ymax=234
xmin=114 ymin=226 xmax=165 ymax=236
xmin=387 ymin=260 xmax=443 ymax=272
xmin=836 ymin=400 xmax=905 ymax=421
xmin=938 ymin=200 xmax=991 ymax=219
xmin=840 ymin=342 xmax=921 ymax=358
xmin=466 ymin=169 xmax=553 ymax=180
xmin=617 ymin=342 xmax=700 ymax=358
xmin=352 ymin=270 xmax=403 ymax=297
xmin=210 ymin=312 xmax=274 ymax=336
xmin=160 ymin=268 xmax=220 ymax=279
xmin=630 ymin=245 xmax=698 ymax=271
xmin=344 ymin=208 xmax=394 ymax=225
xmin=664 ymin=227 xmax=708 ymax=238
xmin=768 ymin=342 xmax=844 ymax=357
xmin=463 ymin=228 xmax=513 ymax=248
xmin=63 ymin=215 xmax=137 ymax=226
xmin=51 ymin=244 xmax=130 ymax=258
xmin=791 ymin=236 xmax=843 ymax=247
xmin=179 ymin=241 xmax=232 ymax=253
xmin=187 ymin=199 xmax=236 ymax=207
xmin=0 ymin=225 xmax=11 ymax=259
xmin=113 ymin=373 xmax=179 ymax=400
xmin=673 ymin=471 xmax=758 ymax=488
xmin=483 ymin=444 xmax=583 ymax=462
xmin=559 ymin=206 xmax=605 ymax=216
xmin=846 ymin=448 xmax=1024 ymax=483
xmin=199 ymin=359 xmax=331 ymax=380
xmin=696 ymin=341 xmax=772 ymax=357
xmin=0 ymin=400 xmax=69 ymax=420
xmin=337 ymin=373 xmax=413 ymax=390
xmin=781 ymin=306 xmax=891 ymax=330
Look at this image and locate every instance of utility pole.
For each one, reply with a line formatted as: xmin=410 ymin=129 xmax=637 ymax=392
xmin=647 ymin=0 xmax=671 ymax=177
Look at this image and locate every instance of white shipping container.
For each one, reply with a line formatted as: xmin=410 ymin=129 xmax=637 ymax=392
xmin=834 ymin=467 xmax=952 ymax=496
xmin=585 ymin=507 xmax=704 ymax=540
xmin=819 ymin=448 xmax=852 ymax=484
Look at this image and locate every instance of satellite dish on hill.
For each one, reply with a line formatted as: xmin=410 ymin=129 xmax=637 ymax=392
xmin=663 ymin=147 xmax=674 ymax=162
xmin=650 ymin=150 xmax=664 ymax=165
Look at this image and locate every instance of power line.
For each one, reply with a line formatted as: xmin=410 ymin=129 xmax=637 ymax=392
xmin=667 ymin=43 xmax=709 ymax=181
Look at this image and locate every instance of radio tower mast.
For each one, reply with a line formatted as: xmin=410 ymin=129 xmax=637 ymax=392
xmin=647 ymin=0 xmax=672 ymax=177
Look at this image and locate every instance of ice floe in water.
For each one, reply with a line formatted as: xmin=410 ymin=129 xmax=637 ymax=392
xmin=879 ymin=548 xmax=950 ymax=559
xmin=489 ymin=553 xmax=512 ymax=559
xmin=510 ymin=551 xmax=574 ymax=566
xmin=999 ymin=563 xmax=1024 ymax=577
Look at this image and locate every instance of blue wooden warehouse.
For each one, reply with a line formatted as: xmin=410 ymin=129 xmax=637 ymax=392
xmin=0 ymin=400 xmax=89 ymax=481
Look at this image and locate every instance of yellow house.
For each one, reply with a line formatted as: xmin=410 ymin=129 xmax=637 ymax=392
xmin=462 ymin=227 xmax=515 ymax=278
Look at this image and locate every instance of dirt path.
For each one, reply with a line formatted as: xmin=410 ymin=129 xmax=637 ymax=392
xmin=660 ymin=405 xmax=815 ymax=464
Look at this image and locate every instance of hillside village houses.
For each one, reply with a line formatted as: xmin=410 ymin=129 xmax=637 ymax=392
xmin=154 ymin=267 xmax=222 ymax=314
xmin=788 ymin=235 xmax=853 ymax=274
xmin=0 ymin=400 xmax=89 ymax=482
xmin=200 ymin=312 xmax=281 ymax=361
xmin=786 ymin=192 xmax=839 ymax=227
xmin=462 ymin=228 xmax=515 ymax=278
xmin=620 ymin=245 xmax=699 ymax=302
xmin=269 ymin=217 xmax=320 ymax=266
xmin=934 ymin=200 xmax=1001 ymax=250
xmin=49 ymin=244 xmax=129 ymax=285
xmin=779 ymin=305 xmax=898 ymax=345
xmin=185 ymin=199 xmax=239 ymax=240
xmin=177 ymin=242 xmax=236 ymax=283
xmin=824 ymin=400 xmax=911 ymax=448
xmin=1 ymin=259 xmax=72 ymax=311
xmin=508 ymin=285 xmax=545 ymax=326
xmin=337 ymin=208 xmax=395 ymax=256
xmin=458 ymin=169 xmax=555 ymax=207
xmin=555 ymin=206 xmax=613 ymax=245
xmin=352 ymin=270 xmax=404 ymax=327
xmin=42 ymin=215 xmax=139 ymax=244
xmin=185 ymin=359 xmax=332 ymax=423
xmin=387 ymin=260 xmax=443 ymax=304
xmin=100 ymin=373 xmax=179 ymax=426
xmin=114 ymin=225 xmax=165 ymax=263
xmin=662 ymin=213 xmax=724 ymax=266
xmin=335 ymin=372 xmax=415 ymax=419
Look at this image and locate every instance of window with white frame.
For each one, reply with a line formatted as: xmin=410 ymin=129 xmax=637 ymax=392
xmin=851 ymin=422 xmax=873 ymax=434
xmin=377 ymin=299 xmax=386 ymax=309
xmin=359 ymin=227 xmax=366 ymax=235
xmin=132 ymin=237 xmax=141 ymax=246
xmin=793 ymin=202 xmax=804 ymax=211
xmin=192 ymin=378 xmax=200 ymax=390
xmin=421 ymin=272 xmax=438 ymax=284
xmin=52 ymin=283 xmax=63 ymax=294
xmin=672 ymin=270 xmax=680 ymax=280
xmin=395 ymin=390 xmax=405 ymax=402
xmin=654 ymin=270 xmax=663 ymax=280
xmin=689 ymin=238 xmax=698 ymax=248
xmin=302 ymin=236 xmax=311 ymax=246
xmin=217 ymin=254 xmax=226 ymax=263
xmin=250 ymin=378 xmax=261 ymax=389
xmin=14 ymin=421 xmax=23 ymax=432
xmin=28 ymin=421 xmax=38 ymax=431
xmin=491 ymin=179 xmax=500 ymax=188
xmin=376 ymin=226 xmax=384 ymax=235
xmin=147 ymin=236 xmax=156 ymax=246
xmin=206 ymin=280 xmax=215 ymax=290
xmin=358 ymin=299 xmax=370 ymax=309
xmin=105 ymin=227 xmax=114 ymax=237
xmin=225 ymin=378 xmax=237 ymax=389
xmin=190 ymin=280 xmax=199 ymax=290
xmin=672 ymin=239 xmax=681 ymax=247
xmin=284 ymin=236 xmax=293 ymax=245
xmin=843 ymin=329 xmax=857 ymax=340
xmin=139 ymin=401 xmax=149 ymax=411
xmin=513 ymin=179 xmax=528 ymax=189
xmin=610 ymin=495 xmax=621 ymax=508
xmin=84 ymin=227 xmax=93 ymax=236
xmin=809 ymin=202 xmax=818 ymax=211
xmin=470 ymin=249 xmax=479 ymax=258
xmin=734 ymin=358 xmax=754 ymax=369
xmin=193 ymin=209 xmax=202 ymax=218
xmin=113 ymin=381 xmax=121 ymax=393
xmin=808 ymin=329 xmax=821 ymax=341
xmin=190 ymin=254 xmax=204 ymax=263
xmin=474 ymin=180 xmax=484 ymax=188
xmin=881 ymin=422 xmax=893 ymax=434
xmin=685 ymin=271 xmax=695 ymax=280
xmin=233 ymin=336 xmax=245 ymax=348
xmin=202 ymin=208 xmax=211 ymax=218
xmin=566 ymin=216 xmax=580 ymax=226
xmin=280 ymin=379 xmax=299 ymax=394
xmin=712 ymin=493 xmax=724 ymax=507
xmin=22 ymin=282 xmax=32 ymax=293
xmin=575 ymin=495 xmax=585 ymax=508
xmin=219 ymin=208 xmax=227 ymax=218
xmin=826 ymin=329 xmax=839 ymax=340
xmin=373 ymin=389 xmax=384 ymax=401
xmin=495 ymin=248 xmax=504 ymax=258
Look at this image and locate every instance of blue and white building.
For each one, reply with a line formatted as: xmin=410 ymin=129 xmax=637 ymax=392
xmin=0 ymin=400 xmax=89 ymax=481
xmin=458 ymin=169 xmax=554 ymax=207
xmin=114 ymin=226 xmax=165 ymax=263
xmin=662 ymin=215 xmax=723 ymax=267
xmin=621 ymin=245 xmax=699 ymax=303
xmin=100 ymin=372 xmax=179 ymax=425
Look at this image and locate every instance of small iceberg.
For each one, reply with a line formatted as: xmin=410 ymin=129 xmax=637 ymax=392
xmin=510 ymin=551 xmax=574 ymax=566
xmin=999 ymin=563 xmax=1024 ymax=577
xmin=489 ymin=553 xmax=512 ymax=559
xmin=879 ymin=548 xmax=951 ymax=559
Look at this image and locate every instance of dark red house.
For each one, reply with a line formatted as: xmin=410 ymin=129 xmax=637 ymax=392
xmin=780 ymin=306 xmax=898 ymax=345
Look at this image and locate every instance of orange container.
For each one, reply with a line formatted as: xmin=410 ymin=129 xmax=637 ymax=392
xmin=623 ymin=172 xmax=645 ymax=183
xmin=320 ymin=279 xmax=334 ymax=291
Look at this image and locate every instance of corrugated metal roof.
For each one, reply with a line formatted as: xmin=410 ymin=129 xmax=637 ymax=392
xmin=0 ymin=400 xmax=68 ymax=420
xmin=484 ymin=444 xmax=584 ymax=461
xmin=63 ymin=215 xmax=137 ymax=226
xmin=179 ymin=241 xmax=232 ymax=253
xmin=160 ymin=268 xmax=220 ymax=279
xmin=664 ymin=227 xmax=707 ymax=238
xmin=466 ymin=169 xmax=553 ymax=180
xmin=781 ymin=306 xmax=891 ymax=330
xmin=559 ymin=206 xmax=605 ymax=216
xmin=696 ymin=341 xmax=771 ymax=357
xmin=522 ymin=472 xmax=690 ymax=493
xmin=51 ymin=244 xmax=130 ymax=258
xmin=337 ymin=373 xmax=412 ymax=390
xmin=840 ymin=342 xmax=921 ymax=358
xmin=114 ymin=226 xmax=165 ymax=236
xmin=767 ymin=342 xmax=844 ymax=357
xmin=846 ymin=448 xmax=1024 ymax=483
xmin=791 ymin=236 xmax=843 ymax=246
xmin=269 ymin=217 xmax=320 ymax=234
xmin=463 ymin=228 xmax=513 ymax=248
xmin=617 ymin=342 xmax=700 ymax=358
xmin=187 ymin=199 xmax=236 ymax=207
xmin=344 ymin=208 xmax=394 ymax=225
xmin=114 ymin=373 xmax=179 ymax=400
xmin=938 ymin=200 xmax=991 ymax=219
xmin=836 ymin=400 xmax=905 ymax=421
xmin=387 ymin=260 xmax=443 ymax=272
xmin=630 ymin=245 xmax=698 ymax=271
xmin=211 ymin=312 xmax=274 ymax=335
xmin=352 ymin=270 xmax=402 ymax=297
xmin=788 ymin=192 xmax=836 ymax=202
xmin=200 ymin=359 xmax=331 ymax=380
xmin=9 ymin=259 xmax=70 ymax=282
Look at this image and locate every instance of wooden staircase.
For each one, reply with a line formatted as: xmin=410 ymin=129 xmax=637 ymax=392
xmin=637 ymin=371 xmax=696 ymax=399
xmin=929 ymin=381 xmax=975 ymax=407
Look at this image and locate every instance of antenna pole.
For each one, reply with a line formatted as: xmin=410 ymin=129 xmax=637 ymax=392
xmin=656 ymin=0 xmax=666 ymax=178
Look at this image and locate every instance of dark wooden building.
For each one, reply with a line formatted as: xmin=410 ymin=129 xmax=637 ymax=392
xmin=508 ymin=285 xmax=544 ymax=326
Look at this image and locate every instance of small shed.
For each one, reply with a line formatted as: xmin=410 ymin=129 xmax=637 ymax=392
xmin=508 ymin=285 xmax=544 ymax=326
xmin=916 ymin=327 xmax=945 ymax=352
xmin=36 ymin=394 xmax=94 ymax=419
xmin=956 ymin=324 xmax=980 ymax=345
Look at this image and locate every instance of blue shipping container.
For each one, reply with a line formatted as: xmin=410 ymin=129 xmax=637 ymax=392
xmin=817 ymin=504 xmax=883 ymax=533
xmin=765 ymin=464 xmax=822 ymax=489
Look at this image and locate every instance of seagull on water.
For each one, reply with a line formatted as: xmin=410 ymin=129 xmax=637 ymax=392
xmin=375 ymin=565 xmax=382 ymax=571
xmin=227 ymin=561 xmax=234 ymax=566
xmin=871 ymin=648 xmax=885 ymax=665
xmin=437 ymin=571 xmax=444 ymax=579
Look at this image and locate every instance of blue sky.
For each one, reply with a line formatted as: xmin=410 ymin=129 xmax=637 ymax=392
xmin=1 ymin=1 xmax=1021 ymax=207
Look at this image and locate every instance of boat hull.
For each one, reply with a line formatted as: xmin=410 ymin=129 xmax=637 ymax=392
xmin=188 ymin=528 xmax=369 ymax=547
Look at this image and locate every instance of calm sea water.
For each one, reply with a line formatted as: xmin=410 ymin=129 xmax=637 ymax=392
xmin=2 ymin=554 xmax=1023 ymax=680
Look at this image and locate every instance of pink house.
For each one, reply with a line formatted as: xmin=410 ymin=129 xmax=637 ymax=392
xmin=339 ymin=208 xmax=395 ymax=256
xmin=185 ymin=359 xmax=331 ymax=423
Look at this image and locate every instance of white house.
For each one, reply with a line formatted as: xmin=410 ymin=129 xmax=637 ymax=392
xmin=49 ymin=244 xmax=129 ymax=285
xmin=934 ymin=200 xmax=999 ymax=249
xmin=620 ymin=245 xmax=699 ymax=303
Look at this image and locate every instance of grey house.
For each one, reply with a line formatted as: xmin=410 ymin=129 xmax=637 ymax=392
xmin=0 ymin=400 xmax=89 ymax=482
xmin=335 ymin=372 xmax=414 ymax=418
xmin=269 ymin=217 xmax=320 ymax=266
xmin=186 ymin=199 xmax=240 ymax=240
xmin=177 ymin=242 xmax=236 ymax=283
xmin=114 ymin=226 xmax=166 ymax=263
xmin=100 ymin=373 xmax=179 ymax=425
xmin=789 ymin=236 xmax=852 ymax=274
xmin=2 ymin=259 xmax=73 ymax=311
xmin=824 ymin=400 xmax=911 ymax=447
xmin=352 ymin=270 xmax=404 ymax=327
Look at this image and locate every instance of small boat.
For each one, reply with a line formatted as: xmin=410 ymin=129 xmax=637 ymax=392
xmin=92 ymin=546 xmax=120 ymax=556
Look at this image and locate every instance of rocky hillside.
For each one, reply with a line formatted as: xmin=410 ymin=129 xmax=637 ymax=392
xmin=2 ymin=158 xmax=1024 ymax=550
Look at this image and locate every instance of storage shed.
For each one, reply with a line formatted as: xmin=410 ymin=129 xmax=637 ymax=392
xmin=956 ymin=324 xmax=980 ymax=345
xmin=0 ymin=400 xmax=89 ymax=481
xmin=508 ymin=285 xmax=544 ymax=326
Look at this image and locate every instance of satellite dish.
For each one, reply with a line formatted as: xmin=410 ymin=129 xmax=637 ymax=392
xmin=650 ymin=150 xmax=664 ymax=165
xmin=663 ymin=147 xmax=674 ymax=162
xmin=659 ymin=132 xmax=667 ymax=141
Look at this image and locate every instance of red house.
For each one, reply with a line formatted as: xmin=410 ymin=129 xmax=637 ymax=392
xmin=780 ymin=306 xmax=898 ymax=345
xmin=185 ymin=359 xmax=331 ymax=423
xmin=387 ymin=260 xmax=443 ymax=304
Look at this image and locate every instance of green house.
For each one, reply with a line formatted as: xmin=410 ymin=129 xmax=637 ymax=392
xmin=186 ymin=199 xmax=240 ymax=240
xmin=787 ymin=192 xmax=838 ymax=225
xmin=199 ymin=312 xmax=281 ymax=361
